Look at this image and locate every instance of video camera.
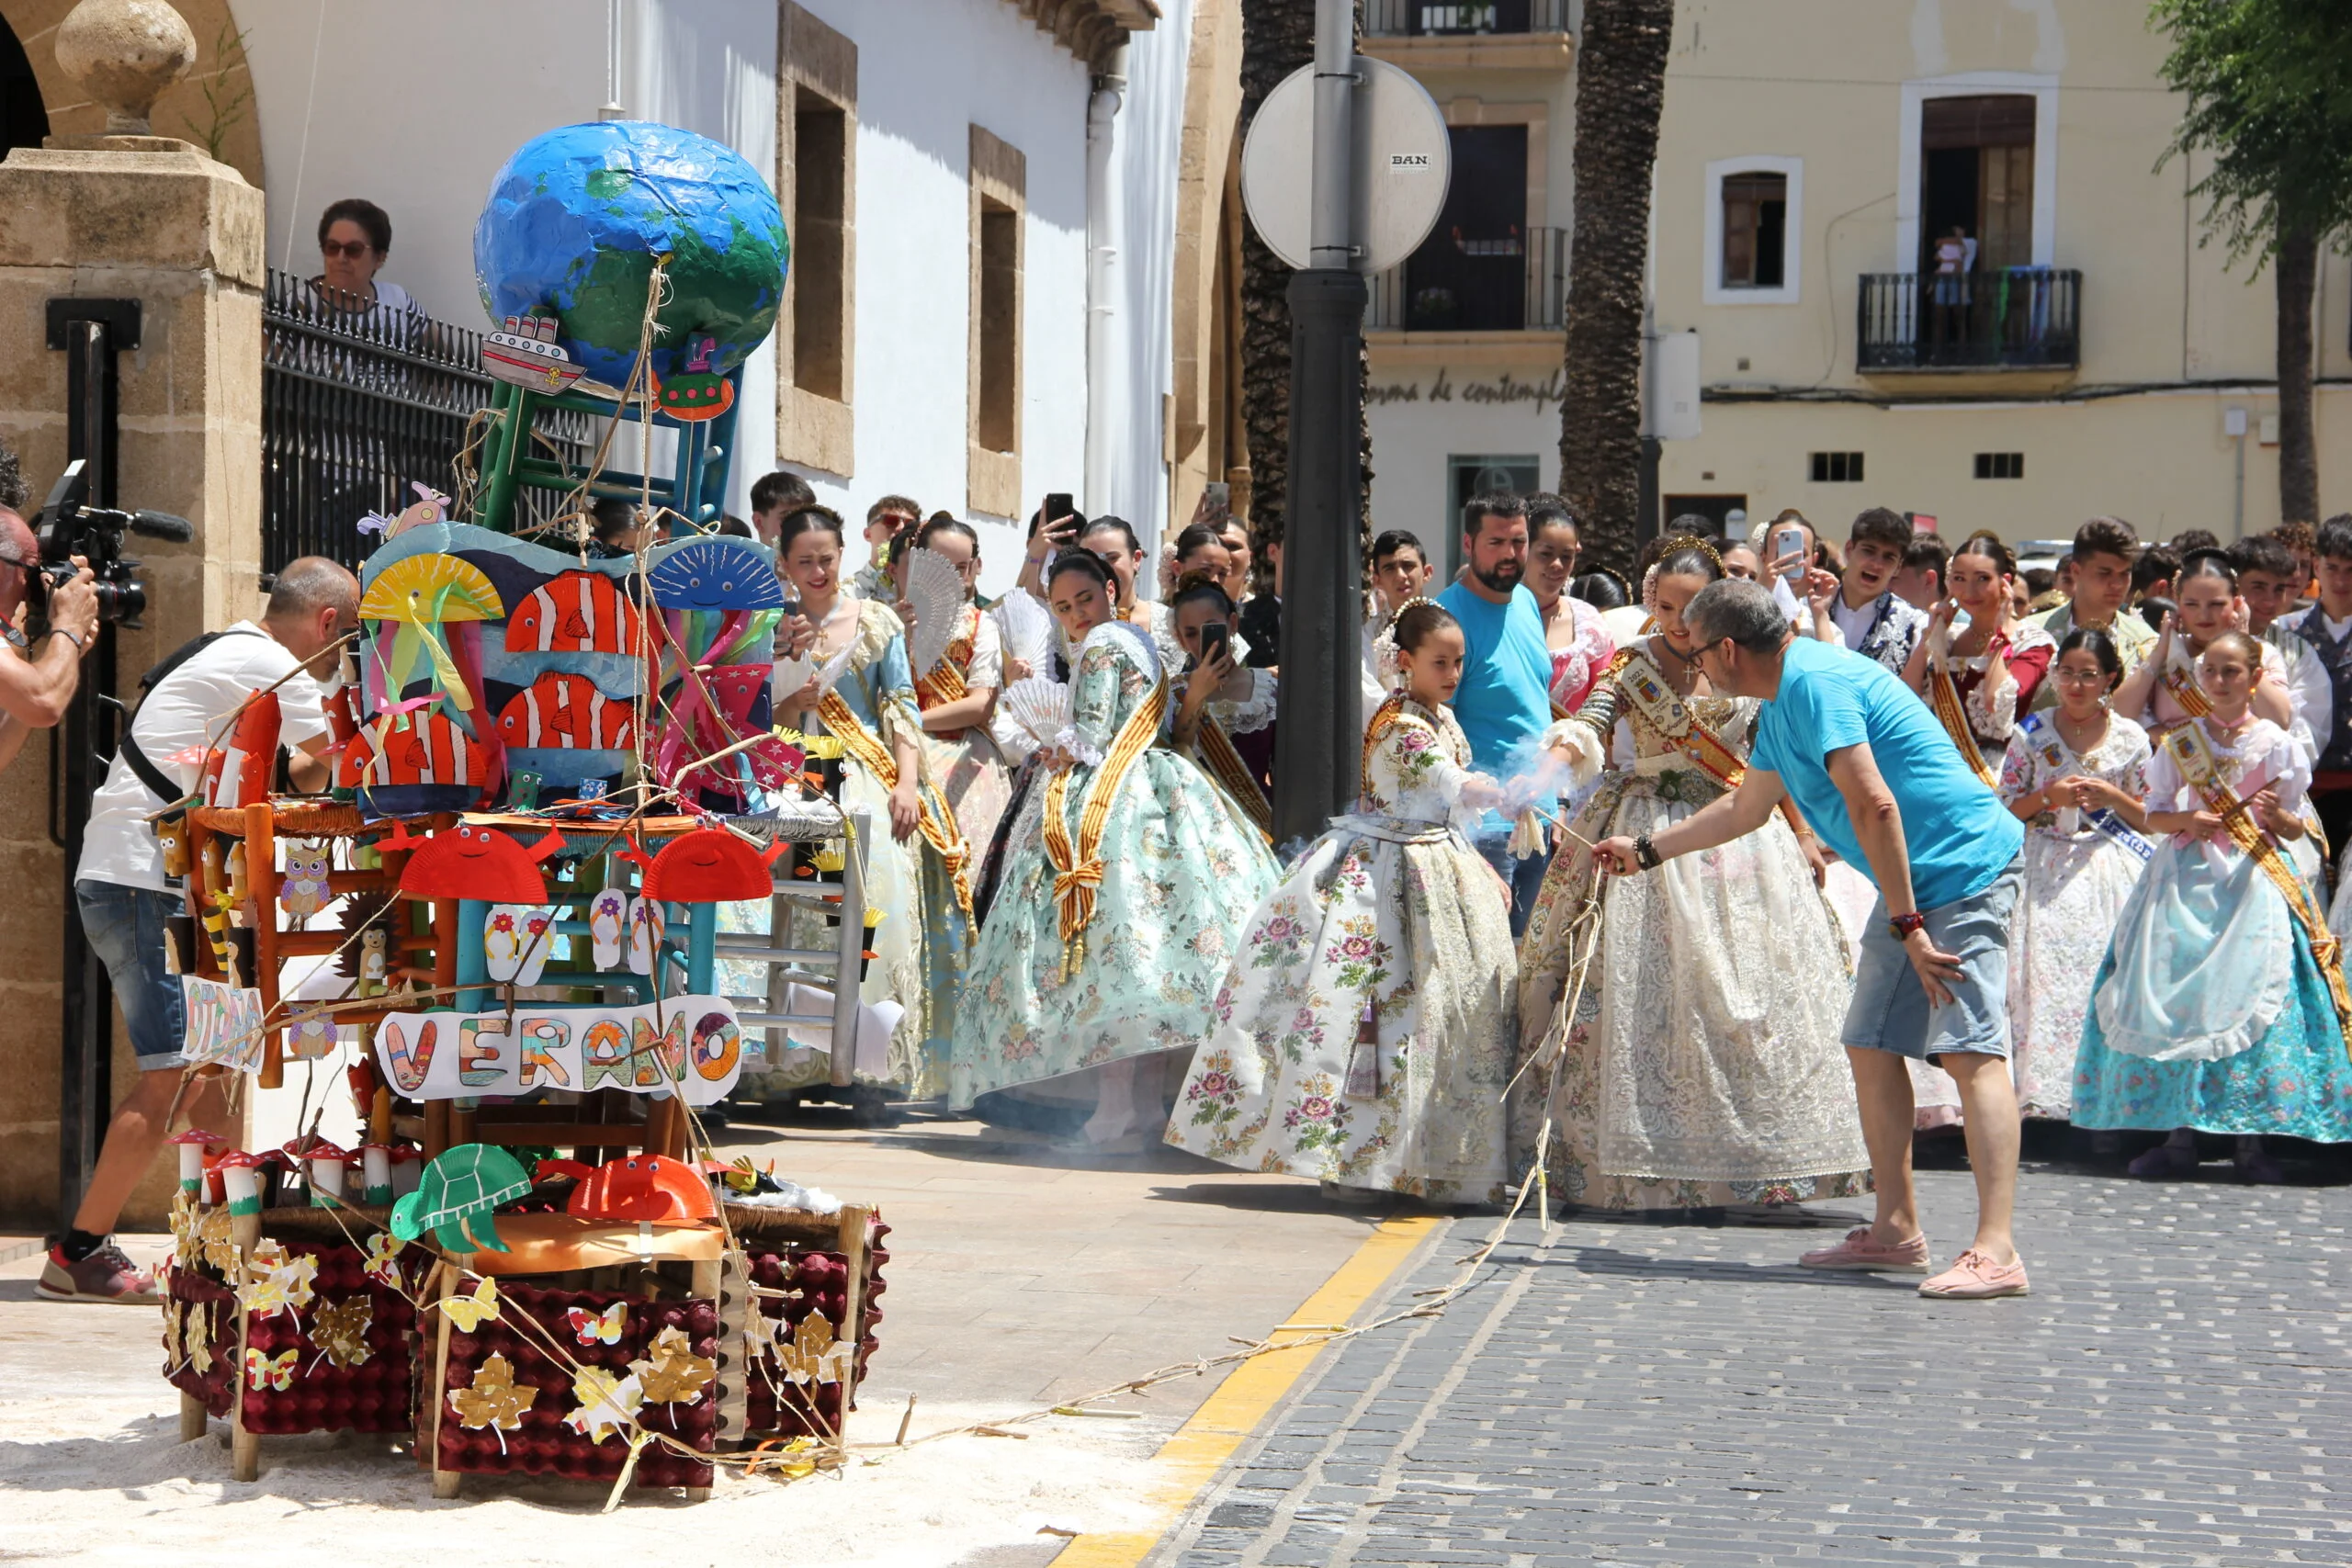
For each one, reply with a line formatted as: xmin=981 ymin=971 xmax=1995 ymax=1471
xmin=28 ymin=458 xmax=191 ymax=631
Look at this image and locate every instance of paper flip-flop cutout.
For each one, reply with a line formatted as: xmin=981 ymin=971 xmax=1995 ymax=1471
xmin=626 ymin=895 xmax=664 ymax=976
xmin=587 ymin=888 xmax=628 ymax=970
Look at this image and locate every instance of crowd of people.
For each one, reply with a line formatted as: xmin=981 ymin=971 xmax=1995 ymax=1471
xmin=755 ymin=483 xmax=2352 ymax=1306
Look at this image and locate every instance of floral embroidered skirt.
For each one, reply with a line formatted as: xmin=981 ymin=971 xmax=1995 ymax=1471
xmin=1166 ymin=820 xmax=1516 ymax=1201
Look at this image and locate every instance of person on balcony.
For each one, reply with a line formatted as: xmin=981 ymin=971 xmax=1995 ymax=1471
xmin=306 ymin=198 xmax=427 ymax=329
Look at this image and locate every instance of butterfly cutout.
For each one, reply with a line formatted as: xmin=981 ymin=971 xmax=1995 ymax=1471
xmin=563 ymin=1366 xmax=645 ymax=1445
xmin=448 ymin=1352 xmax=538 ymax=1447
xmin=568 ymin=1300 xmax=628 ymax=1346
xmin=634 ymin=1324 xmax=715 ymax=1406
xmin=437 ymin=1274 xmax=503 ymax=1332
xmin=311 ymin=1296 xmax=375 ymax=1369
xmin=244 ymin=1347 xmax=299 ymax=1392
xmin=362 ymin=1232 xmax=405 ymax=1290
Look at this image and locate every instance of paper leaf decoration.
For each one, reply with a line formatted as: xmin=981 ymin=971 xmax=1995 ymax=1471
xmin=244 ymin=1347 xmax=298 ymax=1392
xmin=167 ymin=1190 xmax=200 ymax=1263
xmin=362 ymin=1232 xmax=405 ymax=1290
xmin=187 ymin=1302 xmax=213 ymax=1374
xmin=163 ymin=1299 xmax=187 ymax=1371
xmin=198 ymin=1206 xmax=238 ymax=1274
xmin=634 ymin=1325 xmax=716 ymax=1405
xmin=568 ymin=1301 xmax=628 ymax=1346
xmin=359 ymin=553 xmax=504 ymax=624
xmin=242 ymin=1241 xmax=318 ymax=1318
xmin=563 ymin=1367 xmax=646 ymax=1445
xmin=449 ymin=1352 xmax=538 ymax=1432
xmin=311 ymin=1296 xmax=375 ymax=1369
xmin=775 ymin=1310 xmax=856 ymax=1387
xmin=437 ymin=1274 xmax=503 ymax=1333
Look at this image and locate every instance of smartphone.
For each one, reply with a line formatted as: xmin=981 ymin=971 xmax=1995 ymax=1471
xmin=1773 ymin=525 xmax=1808 ymax=582
xmin=1043 ymin=491 xmax=1076 ymax=530
xmin=1199 ymin=622 xmax=1230 ymax=670
xmin=1203 ymin=481 xmax=1231 ymax=512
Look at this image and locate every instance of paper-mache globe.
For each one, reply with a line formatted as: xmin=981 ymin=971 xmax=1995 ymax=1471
xmin=474 ymin=120 xmax=787 ymax=390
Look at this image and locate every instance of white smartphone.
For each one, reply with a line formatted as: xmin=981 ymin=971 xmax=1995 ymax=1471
xmin=1773 ymin=525 xmax=1807 ymax=583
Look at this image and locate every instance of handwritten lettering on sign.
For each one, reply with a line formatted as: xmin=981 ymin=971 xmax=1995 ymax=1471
xmin=377 ymin=996 xmax=743 ymax=1104
xmin=181 ymin=976 xmax=268 ymax=1072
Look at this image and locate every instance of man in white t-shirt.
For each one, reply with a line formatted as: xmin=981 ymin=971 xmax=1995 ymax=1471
xmin=40 ymin=558 xmax=356 ymax=1304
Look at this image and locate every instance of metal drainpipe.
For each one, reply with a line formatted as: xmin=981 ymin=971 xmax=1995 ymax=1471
xmin=1082 ymin=42 xmax=1130 ymax=521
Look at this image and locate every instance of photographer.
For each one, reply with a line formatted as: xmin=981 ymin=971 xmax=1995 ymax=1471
xmin=0 ymin=459 xmax=101 ymax=771
xmin=40 ymin=557 xmax=356 ymax=1304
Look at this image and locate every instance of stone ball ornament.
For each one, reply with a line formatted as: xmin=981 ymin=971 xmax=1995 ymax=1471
xmin=54 ymin=0 xmax=198 ymax=134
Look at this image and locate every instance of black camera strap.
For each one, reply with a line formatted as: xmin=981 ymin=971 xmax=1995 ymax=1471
xmin=118 ymin=626 xmax=268 ymax=806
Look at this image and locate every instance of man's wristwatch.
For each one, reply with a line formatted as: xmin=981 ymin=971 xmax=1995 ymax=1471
xmin=1632 ymin=832 xmax=1662 ymax=871
xmin=1887 ymin=911 xmax=1928 ymax=942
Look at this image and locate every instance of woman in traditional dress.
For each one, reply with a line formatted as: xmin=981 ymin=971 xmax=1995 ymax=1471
xmin=950 ymin=551 xmax=1280 ymax=1146
xmin=1514 ymin=540 xmax=1872 ymax=1213
xmin=1529 ymin=503 xmax=1615 ymax=716
xmin=1170 ymin=600 xmax=1516 ymax=1201
xmin=2075 ymin=631 xmax=2352 ymax=1182
xmin=907 ymin=516 xmax=1013 ymax=852
xmin=2112 ymin=548 xmax=2303 ymax=751
xmin=1168 ymin=574 xmax=1276 ymax=839
xmin=1997 ymin=628 xmax=2154 ymax=1122
xmin=734 ymin=507 xmax=972 ymax=1102
xmin=1897 ymin=530 xmax=2055 ymax=1128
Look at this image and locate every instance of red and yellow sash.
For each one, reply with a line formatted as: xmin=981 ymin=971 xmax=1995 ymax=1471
xmin=1927 ymin=629 xmax=1999 ymax=787
xmin=2165 ymin=721 xmax=2352 ymax=1039
xmin=1043 ymin=677 xmax=1170 ymax=979
xmin=914 ymin=604 xmax=980 ymax=718
xmin=1193 ymin=717 xmax=1273 ymax=839
xmin=819 ymin=689 xmax=976 ymax=919
xmin=1614 ymin=649 xmax=1748 ymax=791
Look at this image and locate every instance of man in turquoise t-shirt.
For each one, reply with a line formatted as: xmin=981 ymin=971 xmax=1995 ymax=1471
xmin=1590 ymin=578 xmax=2030 ymax=1304
xmin=1436 ymin=494 xmax=1554 ymax=934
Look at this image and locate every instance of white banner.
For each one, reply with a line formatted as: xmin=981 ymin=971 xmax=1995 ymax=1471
xmin=378 ymin=996 xmax=743 ymax=1105
xmin=181 ymin=976 xmax=268 ymax=1072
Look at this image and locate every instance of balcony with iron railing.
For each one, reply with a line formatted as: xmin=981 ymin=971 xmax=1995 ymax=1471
xmin=1856 ymin=268 xmax=2083 ymax=374
xmin=1360 ymin=0 xmax=1573 ymax=68
xmin=1368 ymin=226 xmax=1567 ymax=338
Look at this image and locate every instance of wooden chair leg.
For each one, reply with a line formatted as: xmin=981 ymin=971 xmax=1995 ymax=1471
xmin=180 ymin=1391 xmax=209 ymax=1443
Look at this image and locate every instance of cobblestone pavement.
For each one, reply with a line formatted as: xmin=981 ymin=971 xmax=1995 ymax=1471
xmin=1152 ymin=1164 xmax=2352 ymax=1567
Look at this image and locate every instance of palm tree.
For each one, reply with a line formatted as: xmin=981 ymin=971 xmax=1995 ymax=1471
xmin=1237 ymin=0 xmax=1317 ymax=558
xmin=1556 ymin=0 xmax=1675 ymax=575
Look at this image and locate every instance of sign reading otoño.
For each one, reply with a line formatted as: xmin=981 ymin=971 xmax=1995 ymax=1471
xmin=182 ymin=976 xmax=268 ymax=1073
xmin=377 ymin=996 xmax=743 ymax=1105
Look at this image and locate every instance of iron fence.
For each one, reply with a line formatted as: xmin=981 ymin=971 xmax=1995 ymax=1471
xmin=260 ymin=268 xmax=595 ymax=572
xmin=1367 ymin=225 xmax=1567 ymax=333
xmin=1856 ymin=268 xmax=2082 ymax=372
xmin=1363 ymin=0 xmax=1570 ymax=35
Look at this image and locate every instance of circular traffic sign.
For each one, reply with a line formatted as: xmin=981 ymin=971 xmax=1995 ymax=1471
xmin=1240 ymin=56 xmax=1451 ymax=275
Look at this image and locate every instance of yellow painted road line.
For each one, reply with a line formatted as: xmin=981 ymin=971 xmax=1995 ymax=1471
xmin=1051 ymin=1213 xmax=1442 ymax=1568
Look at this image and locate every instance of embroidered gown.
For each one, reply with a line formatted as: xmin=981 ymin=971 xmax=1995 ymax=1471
xmin=1188 ymin=667 xmax=1278 ymax=837
xmin=1167 ymin=696 xmax=1516 ymax=1200
xmin=1545 ymin=596 xmax=1616 ymax=716
xmin=731 ymin=599 xmax=971 ymax=1100
xmin=949 ymin=622 xmax=1279 ymax=1111
xmin=2075 ymin=718 xmax=2352 ymax=1141
xmin=1997 ymin=711 xmax=2154 ymax=1121
xmin=914 ymin=602 xmax=1013 ymax=853
xmin=1513 ymin=648 xmax=1872 ymax=1210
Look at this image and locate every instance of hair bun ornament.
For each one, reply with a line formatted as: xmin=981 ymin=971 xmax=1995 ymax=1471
xmin=1639 ymin=562 xmax=1663 ymax=616
xmin=1374 ymin=595 xmax=1446 ymax=689
xmin=1172 ymin=569 xmax=1224 ymax=595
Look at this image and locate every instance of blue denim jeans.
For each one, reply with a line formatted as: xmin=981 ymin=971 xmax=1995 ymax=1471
xmin=75 ymin=879 xmax=187 ymax=1069
xmin=1842 ymin=859 xmax=2024 ymax=1061
xmin=1474 ymin=828 xmax=1553 ymax=941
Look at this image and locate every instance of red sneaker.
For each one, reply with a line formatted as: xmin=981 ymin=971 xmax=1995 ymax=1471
xmin=1919 ymin=1248 xmax=2030 ymax=1300
xmin=1797 ymin=1225 xmax=1930 ymax=1273
xmin=35 ymin=1241 xmax=158 ymax=1303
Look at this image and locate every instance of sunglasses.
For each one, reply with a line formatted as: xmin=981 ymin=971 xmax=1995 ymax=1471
xmin=322 ymin=240 xmax=377 ymax=259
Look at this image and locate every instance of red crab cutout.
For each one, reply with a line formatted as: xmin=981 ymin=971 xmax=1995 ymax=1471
xmin=642 ymin=824 xmax=782 ymax=902
xmin=397 ymin=822 xmax=552 ymax=903
xmin=534 ymin=1154 xmax=718 ymax=1222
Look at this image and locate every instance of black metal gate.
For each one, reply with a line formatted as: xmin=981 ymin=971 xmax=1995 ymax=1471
xmin=259 ymin=270 xmax=594 ymax=571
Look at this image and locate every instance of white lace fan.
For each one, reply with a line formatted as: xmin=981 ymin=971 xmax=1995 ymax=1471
xmin=1000 ymin=676 xmax=1073 ymax=750
xmin=902 ymin=547 xmax=967 ymax=677
xmin=993 ymin=585 xmax=1057 ymax=677
xmin=771 ymin=637 xmax=858 ymax=707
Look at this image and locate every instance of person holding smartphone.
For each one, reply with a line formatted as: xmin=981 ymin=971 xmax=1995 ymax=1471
xmin=1169 ymin=572 xmax=1276 ymax=832
xmin=1752 ymin=510 xmax=1846 ymax=648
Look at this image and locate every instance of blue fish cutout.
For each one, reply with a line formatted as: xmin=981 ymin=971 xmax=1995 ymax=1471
xmin=647 ymin=537 xmax=785 ymax=611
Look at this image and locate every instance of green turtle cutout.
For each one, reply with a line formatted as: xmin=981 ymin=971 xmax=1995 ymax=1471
xmin=390 ymin=1144 xmax=532 ymax=1253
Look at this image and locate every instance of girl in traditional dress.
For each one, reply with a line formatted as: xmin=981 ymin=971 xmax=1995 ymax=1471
xmin=1997 ymin=628 xmax=2154 ymax=1122
xmin=2111 ymin=549 xmax=2303 ymax=754
xmin=950 ymin=551 xmax=1280 ymax=1147
xmin=739 ymin=507 xmax=972 ymax=1101
xmin=1168 ymin=574 xmax=1276 ymax=838
xmin=907 ymin=517 xmax=1013 ymax=852
xmin=1169 ymin=601 xmax=1516 ymax=1201
xmin=2075 ymin=631 xmax=2352 ymax=1182
xmin=1515 ymin=541 xmax=1872 ymax=1213
xmin=1899 ymin=530 xmax=2055 ymax=1127
xmin=1529 ymin=504 xmax=1615 ymax=716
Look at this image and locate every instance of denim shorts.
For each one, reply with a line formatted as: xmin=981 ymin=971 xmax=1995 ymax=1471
xmin=1842 ymin=859 xmax=2022 ymax=1062
xmin=75 ymin=879 xmax=187 ymax=1070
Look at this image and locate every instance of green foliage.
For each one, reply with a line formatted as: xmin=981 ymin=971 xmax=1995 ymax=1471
xmin=176 ymin=18 xmax=254 ymax=165
xmin=2152 ymin=0 xmax=2352 ymax=260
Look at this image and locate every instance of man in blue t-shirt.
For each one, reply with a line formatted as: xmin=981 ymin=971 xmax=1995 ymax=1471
xmin=1590 ymin=578 xmax=2030 ymax=1303
xmin=1436 ymin=493 xmax=1554 ymax=934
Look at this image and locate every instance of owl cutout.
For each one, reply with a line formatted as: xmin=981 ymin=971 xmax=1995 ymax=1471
xmin=280 ymin=844 xmax=334 ymax=921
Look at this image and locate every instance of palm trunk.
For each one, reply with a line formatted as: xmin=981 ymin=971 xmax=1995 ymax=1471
xmin=1237 ymin=0 xmax=1317 ymax=559
xmin=2275 ymin=220 xmax=2319 ymax=526
xmin=1556 ymin=0 xmax=1675 ymax=576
